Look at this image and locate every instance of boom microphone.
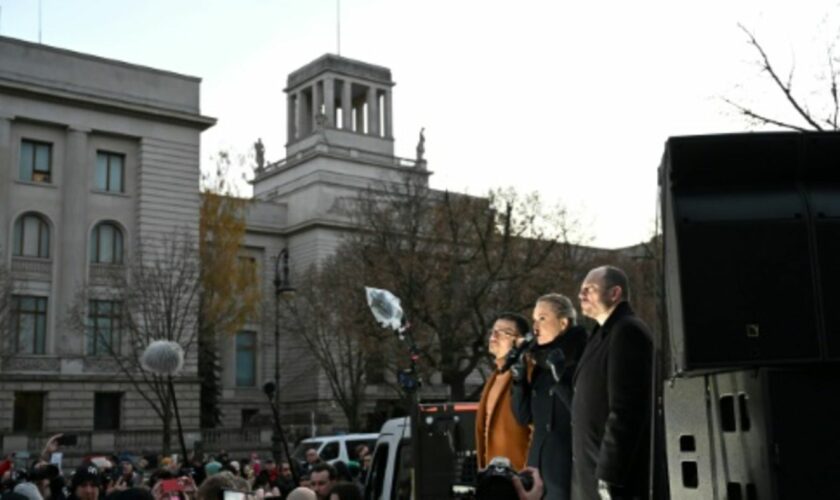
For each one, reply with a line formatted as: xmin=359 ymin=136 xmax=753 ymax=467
xmin=499 ymin=332 xmax=535 ymax=373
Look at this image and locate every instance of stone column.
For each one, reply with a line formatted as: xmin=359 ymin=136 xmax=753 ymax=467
xmin=367 ymin=86 xmax=380 ymax=136
xmin=57 ymin=126 xmax=90 ymax=355
xmin=341 ymin=80 xmax=352 ymax=130
xmin=0 ymin=115 xmax=11 ymax=259
xmin=295 ymin=91 xmax=306 ymax=139
xmin=384 ymin=89 xmax=394 ymax=139
xmin=323 ymin=77 xmax=335 ymax=128
xmin=354 ymin=95 xmax=365 ymax=133
xmin=287 ymin=93 xmax=296 ymax=143
xmin=312 ymin=82 xmax=322 ymax=130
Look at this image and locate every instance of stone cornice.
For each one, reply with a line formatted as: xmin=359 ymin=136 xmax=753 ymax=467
xmin=0 ymin=77 xmax=216 ymax=131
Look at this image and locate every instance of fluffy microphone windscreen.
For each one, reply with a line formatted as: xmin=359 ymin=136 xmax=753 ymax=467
xmin=141 ymin=340 xmax=185 ymax=375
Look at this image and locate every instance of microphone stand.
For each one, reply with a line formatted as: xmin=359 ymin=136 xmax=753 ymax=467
xmin=167 ymin=375 xmax=189 ymax=463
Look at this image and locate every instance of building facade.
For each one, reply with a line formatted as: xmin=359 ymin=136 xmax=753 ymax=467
xmin=0 ymin=38 xmax=432 ymax=455
xmin=220 ymin=54 xmax=432 ymax=434
xmin=0 ymin=36 xmax=214 ymax=456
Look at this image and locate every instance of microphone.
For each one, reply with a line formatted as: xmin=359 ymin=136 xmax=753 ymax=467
xmin=499 ymin=332 xmax=535 ymax=373
xmin=140 ymin=340 xmax=185 ymax=375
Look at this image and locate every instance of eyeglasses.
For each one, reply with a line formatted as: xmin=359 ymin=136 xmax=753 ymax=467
xmin=488 ymin=328 xmax=518 ymax=339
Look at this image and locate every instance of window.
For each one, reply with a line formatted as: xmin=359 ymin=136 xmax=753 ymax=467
xmin=14 ymin=392 xmax=45 ymax=432
xmin=95 ymin=151 xmax=124 ymax=193
xmin=235 ymin=331 xmax=257 ymax=387
xmin=94 ymin=393 xmax=122 ymax=430
xmin=321 ymin=441 xmax=339 ymax=461
xmin=87 ymin=300 xmax=122 ymax=355
xmin=90 ymin=222 xmax=124 ymax=264
xmin=19 ymin=140 xmax=52 ymax=183
xmin=13 ymin=213 xmax=50 ymax=258
xmin=242 ymin=409 xmax=259 ymax=427
xmin=365 ymin=444 xmax=389 ymax=500
xmin=12 ymin=295 xmax=47 ymax=354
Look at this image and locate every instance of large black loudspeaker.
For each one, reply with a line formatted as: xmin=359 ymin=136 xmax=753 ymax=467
xmin=661 ymin=132 xmax=840 ymax=373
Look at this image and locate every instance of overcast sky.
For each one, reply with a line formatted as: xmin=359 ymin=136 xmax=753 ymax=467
xmin=3 ymin=0 xmax=838 ymax=247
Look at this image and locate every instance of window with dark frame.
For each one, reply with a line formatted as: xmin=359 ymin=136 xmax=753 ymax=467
xmin=90 ymin=222 xmax=124 ymax=264
xmin=13 ymin=213 xmax=50 ymax=258
xmin=94 ymin=392 xmax=122 ymax=430
xmin=235 ymin=331 xmax=257 ymax=387
xmin=241 ymin=408 xmax=259 ymax=427
xmin=19 ymin=139 xmax=52 ymax=183
xmin=95 ymin=151 xmax=125 ymax=193
xmin=12 ymin=295 xmax=47 ymax=354
xmin=87 ymin=300 xmax=122 ymax=356
xmin=13 ymin=392 xmax=45 ymax=432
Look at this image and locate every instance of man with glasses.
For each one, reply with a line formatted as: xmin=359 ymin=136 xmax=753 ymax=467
xmin=475 ymin=312 xmax=533 ymax=471
xmin=572 ymin=266 xmax=654 ymax=500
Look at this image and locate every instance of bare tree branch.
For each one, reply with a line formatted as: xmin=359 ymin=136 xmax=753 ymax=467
xmin=737 ymin=23 xmax=825 ymax=131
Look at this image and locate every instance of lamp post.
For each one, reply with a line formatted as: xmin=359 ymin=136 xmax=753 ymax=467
xmin=266 ymin=249 xmax=296 ymax=478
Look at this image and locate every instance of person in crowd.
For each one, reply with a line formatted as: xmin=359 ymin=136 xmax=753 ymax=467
xmin=352 ymin=445 xmax=368 ymax=464
xmin=301 ymin=450 xmax=320 ymax=477
xmin=475 ymin=312 xmax=533 ymax=471
xmin=118 ymin=461 xmax=140 ymax=488
xmin=308 ymin=464 xmax=335 ymax=500
xmin=285 ymin=487 xmax=316 ymax=500
xmin=510 ymin=293 xmax=587 ymax=500
xmin=572 ymin=266 xmax=654 ymax=500
xmin=251 ymin=471 xmax=279 ymax=499
xmin=326 ymin=482 xmax=361 ymax=500
xmin=69 ymin=465 xmax=102 ymax=500
xmin=195 ymin=472 xmax=248 ymax=500
xmin=276 ymin=462 xmax=295 ymax=494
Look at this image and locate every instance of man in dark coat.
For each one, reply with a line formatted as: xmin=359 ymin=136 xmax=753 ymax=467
xmin=572 ymin=266 xmax=653 ymax=500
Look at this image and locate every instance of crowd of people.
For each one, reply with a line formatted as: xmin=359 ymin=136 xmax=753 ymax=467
xmin=0 ymin=437 xmax=372 ymax=500
xmin=476 ymin=265 xmax=654 ymax=500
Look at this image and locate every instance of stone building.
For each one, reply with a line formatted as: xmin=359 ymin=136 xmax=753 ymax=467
xmin=0 ymin=36 xmax=214 ymax=456
xmin=217 ymin=54 xmax=431 ymax=434
xmin=0 ymin=37 xmax=430 ymax=456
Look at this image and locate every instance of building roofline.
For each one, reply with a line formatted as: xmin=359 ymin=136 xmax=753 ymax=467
xmin=0 ymin=77 xmax=217 ymax=130
xmin=0 ymin=35 xmax=203 ymax=82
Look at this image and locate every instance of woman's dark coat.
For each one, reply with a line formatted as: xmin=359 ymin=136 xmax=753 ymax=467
xmin=511 ymin=325 xmax=587 ymax=500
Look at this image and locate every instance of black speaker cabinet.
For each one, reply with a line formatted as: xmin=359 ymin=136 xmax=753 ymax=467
xmin=661 ymin=132 xmax=840 ymax=373
xmin=664 ymin=366 xmax=840 ymax=499
xmin=413 ymin=402 xmax=478 ymax=498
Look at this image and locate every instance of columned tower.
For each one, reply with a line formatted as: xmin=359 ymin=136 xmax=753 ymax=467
xmin=285 ymin=54 xmax=395 ymax=156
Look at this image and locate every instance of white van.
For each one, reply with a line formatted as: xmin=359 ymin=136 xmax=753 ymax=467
xmin=364 ymin=417 xmax=412 ymax=500
xmin=292 ymin=433 xmax=379 ymax=466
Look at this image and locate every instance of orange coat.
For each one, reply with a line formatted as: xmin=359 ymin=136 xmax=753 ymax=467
xmin=475 ymin=365 xmax=532 ymax=471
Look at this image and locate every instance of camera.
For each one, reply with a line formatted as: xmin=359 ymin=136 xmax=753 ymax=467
xmin=475 ymin=457 xmax=533 ymax=499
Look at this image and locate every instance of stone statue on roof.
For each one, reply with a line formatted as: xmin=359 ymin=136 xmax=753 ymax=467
xmin=254 ymin=138 xmax=265 ymax=170
xmin=416 ymin=127 xmax=426 ymax=162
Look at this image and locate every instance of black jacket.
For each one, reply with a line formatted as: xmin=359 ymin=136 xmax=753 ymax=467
xmin=511 ymin=325 xmax=586 ymax=500
xmin=571 ymin=302 xmax=654 ymax=500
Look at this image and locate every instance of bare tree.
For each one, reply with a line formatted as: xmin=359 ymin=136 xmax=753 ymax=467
xmin=725 ymin=23 xmax=840 ymax=131
xmin=340 ymin=174 xmax=591 ymax=400
xmin=279 ymin=255 xmax=376 ymax=431
xmin=68 ymin=234 xmax=200 ymax=454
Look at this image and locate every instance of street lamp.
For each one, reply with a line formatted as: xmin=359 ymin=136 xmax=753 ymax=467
xmin=265 ymin=249 xmax=297 ymax=479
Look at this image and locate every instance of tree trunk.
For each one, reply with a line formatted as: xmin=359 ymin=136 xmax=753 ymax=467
xmin=162 ymin=405 xmax=173 ymax=456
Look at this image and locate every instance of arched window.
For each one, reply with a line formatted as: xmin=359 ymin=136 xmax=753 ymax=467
xmin=13 ymin=213 xmax=50 ymax=258
xmin=90 ymin=222 xmax=124 ymax=264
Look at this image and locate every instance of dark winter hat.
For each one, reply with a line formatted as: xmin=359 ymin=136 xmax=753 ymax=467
xmin=71 ymin=464 xmax=101 ymax=490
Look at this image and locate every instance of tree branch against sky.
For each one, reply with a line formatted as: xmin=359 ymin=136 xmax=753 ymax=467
xmin=725 ymin=21 xmax=840 ymax=131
